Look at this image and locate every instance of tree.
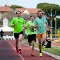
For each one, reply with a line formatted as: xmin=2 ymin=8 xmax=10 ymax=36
xmin=56 ymin=19 xmax=60 ymax=29
xmin=37 ymin=3 xmax=60 ymax=15
xmin=10 ymin=5 xmax=23 ymax=9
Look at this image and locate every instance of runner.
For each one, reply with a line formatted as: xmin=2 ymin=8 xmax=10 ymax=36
xmin=0 ymin=29 xmax=4 ymax=40
xmin=47 ymin=27 xmax=51 ymax=38
xmin=10 ymin=11 xmax=25 ymax=54
xmin=25 ymin=16 xmax=36 ymax=56
xmin=34 ymin=10 xmax=48 ymax=57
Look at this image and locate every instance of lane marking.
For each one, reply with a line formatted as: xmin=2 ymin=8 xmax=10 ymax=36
xmin=8 ymin=41 xmax=24 ymax=60
xmin=7 ymin=41 xmax=60 ymax=60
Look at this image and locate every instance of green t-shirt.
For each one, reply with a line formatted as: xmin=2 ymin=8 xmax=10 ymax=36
xmin=10 ymin=17 xmax=25 ymax=33
xmin=34 ymin=17 xmax=47 ymax=34
xmin=26 ymin=21 xmax=36 ymax=35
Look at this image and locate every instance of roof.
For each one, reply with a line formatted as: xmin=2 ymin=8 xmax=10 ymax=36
xmin=0 ymin=26 xmax=14 ymax=32
xmin=16 ymin=8 xmax=25 ymax=13
xmin=16 ymin=8 xmax=41 ymax=14
xmin=26 ymin=8 xmax=41 ymax=13
xmin=0 ymin=6 xmax=13 ymax=12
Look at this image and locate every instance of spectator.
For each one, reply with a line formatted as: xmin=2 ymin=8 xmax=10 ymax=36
xmin=0 ymin=29 xmax=4 ymax=40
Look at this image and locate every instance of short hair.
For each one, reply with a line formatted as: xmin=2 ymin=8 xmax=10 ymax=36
xmin=16 ymin=11 xmax=21 ymax=14
xmin=30 ymin=16 xmax=35 ymax=18
xmin=37 ymin=10 xmax=43 ymax=14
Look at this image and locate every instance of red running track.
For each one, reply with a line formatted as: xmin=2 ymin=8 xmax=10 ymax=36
xmin=0 ymin=40 xmax=57 ymax=60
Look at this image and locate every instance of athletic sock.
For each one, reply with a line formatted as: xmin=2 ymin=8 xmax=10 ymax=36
xmin=40 ymin=50 xmax=42 ymax=53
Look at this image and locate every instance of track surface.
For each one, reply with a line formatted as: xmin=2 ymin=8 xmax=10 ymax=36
xmin=0 ymin=40 xmax=57 ymax=60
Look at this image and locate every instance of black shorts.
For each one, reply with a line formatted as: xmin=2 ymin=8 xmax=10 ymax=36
xmin=27 ymin=34 xmax=36 ymax=42
xmin=14 ymin=31 xmax=23 ymax=39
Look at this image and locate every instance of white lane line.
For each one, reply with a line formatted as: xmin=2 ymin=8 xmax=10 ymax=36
xmin=8 ymin=41 xmax=24 ymax=60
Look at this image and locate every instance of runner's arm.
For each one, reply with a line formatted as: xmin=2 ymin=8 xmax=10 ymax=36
xmin=24 ymin=21 xmax=31 ymax=29
xmin=9 ymin=18 xmax=15 ymax=27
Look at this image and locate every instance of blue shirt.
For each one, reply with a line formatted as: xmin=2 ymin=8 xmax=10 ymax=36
xmin=34 ymin=17 xmax=47 ymax=34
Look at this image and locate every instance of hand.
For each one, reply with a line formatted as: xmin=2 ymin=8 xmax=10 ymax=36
xmin=30 ymin=26 xmax=34 ymax=28
xmin=23 ymin=26 xmax=28 ymax=29
xmin=13 ymin=22 xmax=18 ymax=26
xmin=12 ymin=22 xmax=18 ymax=27
xmin=15 ymin=22 xmax=18 ymax=25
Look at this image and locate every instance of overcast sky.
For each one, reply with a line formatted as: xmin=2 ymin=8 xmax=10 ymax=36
xmin=0 ymin=0 xmax=60 ymax=8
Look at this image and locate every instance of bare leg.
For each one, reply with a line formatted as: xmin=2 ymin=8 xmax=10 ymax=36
xmin=31 ymin=41 xmax=35 ymax=54
xmin=18 ymin=34 xmax=24 ymax=54
xmin=15 ymin=38 xmax=18 ymax=48
xmin=18 ymin=34 xmax=24 ymax=49
xmin=18 ymin=40 xmax=22 ymax=49
xmin=18 ymin=39 xmax=22 ymax=54
xmin=29 ymin=42 xmax=31 ymax=46
xmin=42 ymin=35 xmax=46 ymax=46
xmin=38 ymin=39 xmax=42 ymax=52
xmin=15 ymin=38 xmax=19 ymax=53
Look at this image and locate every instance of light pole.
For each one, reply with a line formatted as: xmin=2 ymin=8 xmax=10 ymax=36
xmin=55 ymin=17 xmax=57 ymax=40
xmin=54 ymin=11 xmax=57 ymax=40
xmin=50 ymin=9 xmax=52 ymax=40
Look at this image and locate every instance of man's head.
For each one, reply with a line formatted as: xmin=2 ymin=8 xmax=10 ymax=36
xmin=37 ymin=10 xmax=43 ymax=18
xmin=30 ymin=16 xmax=35 ymax=22
xmin=16 ymin=11 xmax=21 ymax=17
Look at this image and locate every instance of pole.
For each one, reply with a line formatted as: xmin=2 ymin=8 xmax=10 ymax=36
xmin=54 ymin=11 xmax=57 ymax=40
xmin=50 ymin=9 xmax=52 ymax=40
xmin=55 ymin=18 xmax=57 ymax=40
xmin=51 ymin=17 xmax=52 ymax=40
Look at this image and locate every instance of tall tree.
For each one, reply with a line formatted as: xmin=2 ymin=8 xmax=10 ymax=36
xmin=10 ymin=5 xmax=23 ymax=9
xmin=37 ymin=3 xmax=60 ymax=15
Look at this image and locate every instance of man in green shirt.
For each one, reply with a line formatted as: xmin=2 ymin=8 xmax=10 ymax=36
xmin=10 ymin=11 xmax=25 ymax=54
xmin=25 ymin=16 xmax=36 ymax=56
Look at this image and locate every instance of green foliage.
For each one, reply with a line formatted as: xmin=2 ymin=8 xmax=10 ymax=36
xmin=10 ymin=5 xmax=23 ymax=9
xmin=52 ymin=18 xmax=60 ymax=29
xmin=37 ymin=3 xmax=60 ymax=15
xmin=56 ymin=19 xmax=60 ymax=28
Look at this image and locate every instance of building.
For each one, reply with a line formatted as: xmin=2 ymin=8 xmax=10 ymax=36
xmin=16 ymin=8 xmax=41 ymax=14
xmin=0 ymin=5 xmax=13 ymax=19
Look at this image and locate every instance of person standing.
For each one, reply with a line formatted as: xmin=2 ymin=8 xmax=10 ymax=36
xmin=34 ymin=11 xmax=48 ymax=57
xmin=25 ymin=16 xmax=36 ymax=56
xmin=10 ymin=11 xmax=25 ymax=54
xmin=46 ymin=27 xmax=51 ymax=48
xmin=47 ymin=27 xmax=51 ymax=38
xmin=0 ymin=29 xmax=4 ymax=40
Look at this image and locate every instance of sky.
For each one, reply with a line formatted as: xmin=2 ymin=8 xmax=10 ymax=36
xmin=0 ymin=0 xmax=60 ymax=8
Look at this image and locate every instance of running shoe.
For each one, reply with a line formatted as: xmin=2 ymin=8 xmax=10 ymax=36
xmin=19 ymin=49 xmax=21 ymax=54
xmin=31 ymin=53 xmax=34 ymax=56
xmin=42 ymin=45 xmax=45 ymax=50
xmin=39 ymin=53 xmax=42 ymax=57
